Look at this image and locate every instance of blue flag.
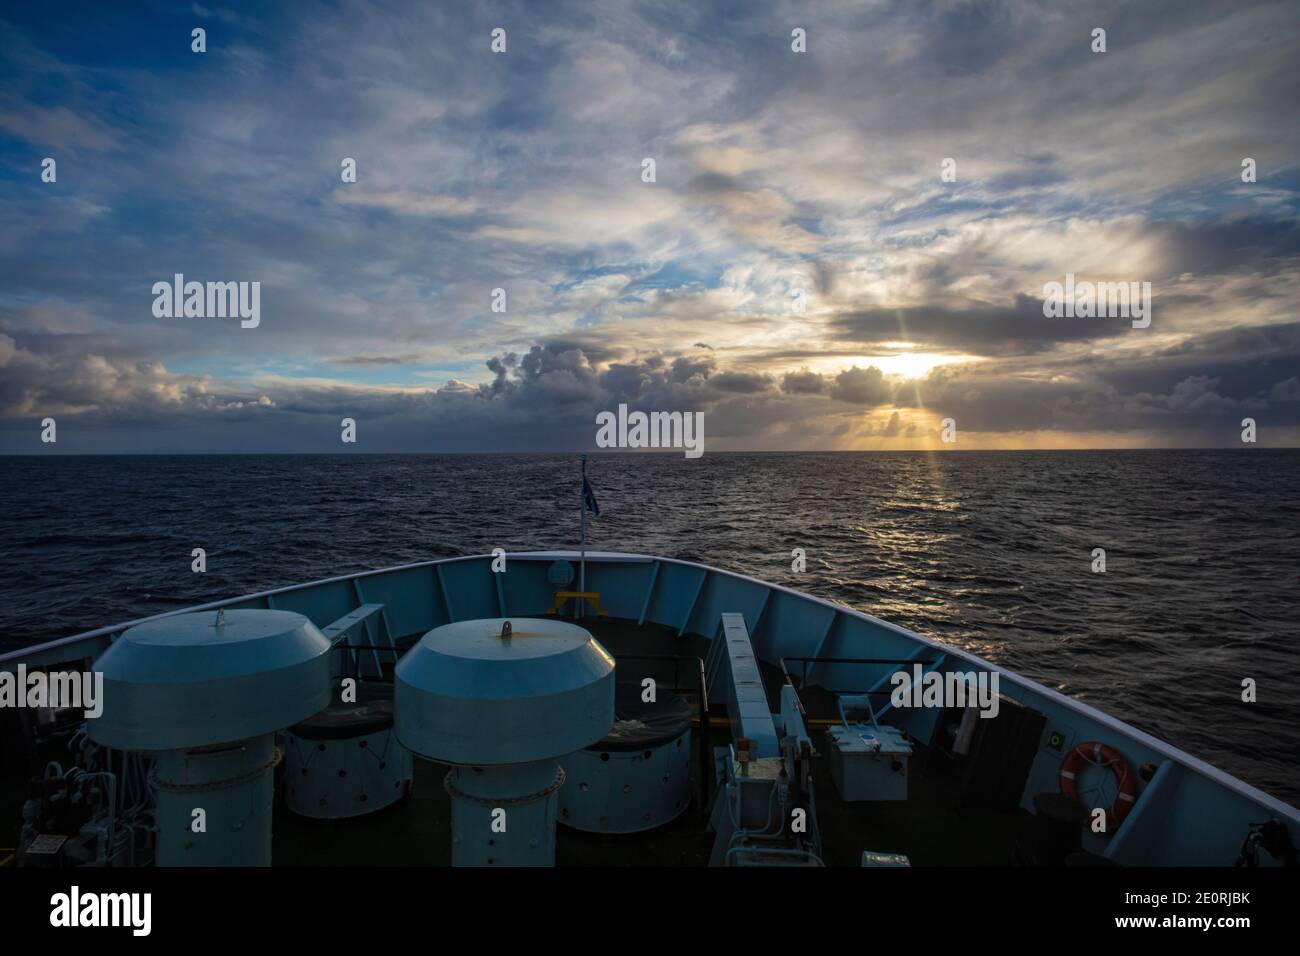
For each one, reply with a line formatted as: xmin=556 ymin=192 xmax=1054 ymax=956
xmin=582 ymin=475 xmax=600 ymax=517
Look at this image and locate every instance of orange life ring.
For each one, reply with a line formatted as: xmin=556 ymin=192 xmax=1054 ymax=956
xmin=1059 ymin=741 xmax=1136 ymax=831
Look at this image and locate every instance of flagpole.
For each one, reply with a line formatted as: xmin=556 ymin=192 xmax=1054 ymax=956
xmin=579 ymin=454 xmax=587 ymax=619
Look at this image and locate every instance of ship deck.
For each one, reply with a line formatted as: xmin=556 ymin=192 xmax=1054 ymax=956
xmin=5 ymin=549 xmax=1295 ymax=867
xmin=270 ymin=618 xmax=1027 ymax=867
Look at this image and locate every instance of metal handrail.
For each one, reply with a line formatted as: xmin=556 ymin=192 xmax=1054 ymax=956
xmin=779 ymin=655 xmax=941 ymax=722
xmin=780 ymin=655 xmax=939 ymax=693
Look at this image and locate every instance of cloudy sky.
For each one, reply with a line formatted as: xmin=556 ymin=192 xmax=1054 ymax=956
xmin=1 ymin=0 xmax=1297 ymax=452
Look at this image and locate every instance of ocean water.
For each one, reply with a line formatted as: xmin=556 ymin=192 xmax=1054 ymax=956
xmin=1 ymin=450 xmax=1297 ymax=804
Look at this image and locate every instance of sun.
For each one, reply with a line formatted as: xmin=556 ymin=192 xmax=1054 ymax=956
xmin=870 ymin=351 xmax=960 ymax=379
xmin=802 ymin=347 xmax=976 ymax=380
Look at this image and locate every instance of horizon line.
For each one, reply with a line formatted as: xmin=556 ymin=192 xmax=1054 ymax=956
xmin=3 ymin=447 xmax=1295 ymax=458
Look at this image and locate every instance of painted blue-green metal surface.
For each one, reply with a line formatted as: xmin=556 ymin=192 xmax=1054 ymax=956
xmin=283 ymin=725 xmax=413 ymax=819
xmin=827 ymin=724 xmax=912 ymax=802
xmin=396 ymin=617 xmax=615 ymax=866
xmin=87 ymin=609 xmax=332 ymax=752
xmin=395 ymin=617 xmax=614 ymax=765
xmin=81 ymin=609 xmax=333 ymax=867
xmin=710 ymin=612 xmax=779 ymax=757
xmin=559 ymin=731 xmax=693 ymax=833
xmin=152 ymin=737 xmax=279 ymax=867
xmin=444 ymin=759 xmax=564 ymax=866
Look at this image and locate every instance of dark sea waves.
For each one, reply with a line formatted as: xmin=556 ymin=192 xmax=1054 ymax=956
xmin=1 ymin=451 xmax=1297 ymax=804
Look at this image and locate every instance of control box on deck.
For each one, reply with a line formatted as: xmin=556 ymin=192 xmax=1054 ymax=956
xmin=826 ymin=724 xmax=912 ymax=802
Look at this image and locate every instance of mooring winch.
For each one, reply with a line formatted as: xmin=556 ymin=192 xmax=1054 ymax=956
xmin=283 ymin=681 xmax=413 ymax=819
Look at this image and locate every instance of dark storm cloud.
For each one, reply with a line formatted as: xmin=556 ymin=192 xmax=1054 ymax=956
xmin=711 ymin=370 xmax=771 ymax=393
xmin=829 ymin=366 xmax=891 ymax=405
xmin=1087 ymin=322 xmax=1300 ymax=415
xmin=1151 ymin=219 xmax=1300 ymax=278
xmin=536 ymin=337 xmax=627 ymax=366
xmin=3 ymin=318 xmax=1298 ymax=454
xmin=833 ymin=296 xmax=1132 ymax=357
xmin=669 ymin=355 xmax=715 ymax=383
xmin=893 ymin=326 xmax=1300 ymax=434
xmin=781 ymin=369 xmax=825 ymax=394
xmin=599 ymin=362 xmax=651 ymax=402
